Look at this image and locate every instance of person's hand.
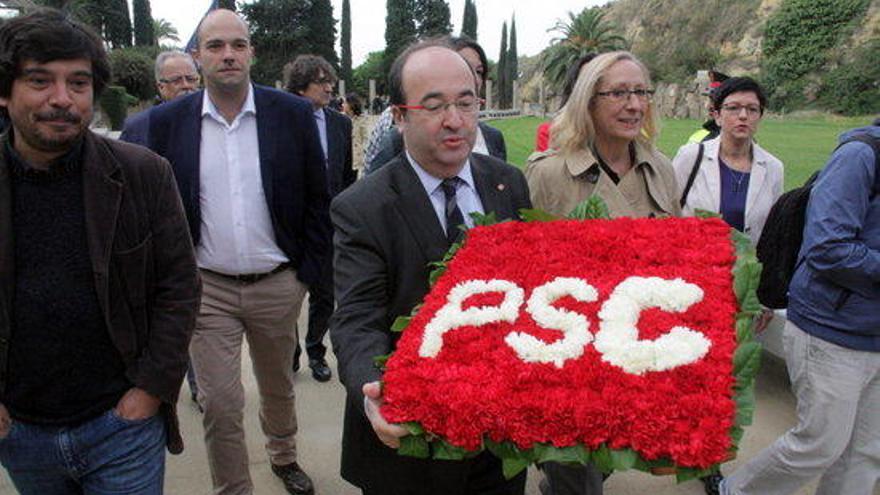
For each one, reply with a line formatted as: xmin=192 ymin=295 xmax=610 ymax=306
xmin=0 ymin=403 xmax=11 ymax=439
xmin=754 ymin=308 xmax=774 ymax=334
xmin=363 ymin=381 xmax=408 ymax=449
xmin=114 ymin=388 xmax=161 ymax=421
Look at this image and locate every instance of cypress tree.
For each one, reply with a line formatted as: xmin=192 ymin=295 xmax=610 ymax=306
xmin=461 ymin=0 xmax=477 ymax=41
xmin=383 ymin=0 xmax=416 ymax=81
xmin=415 ymin=0 xmax=451 ymax=38
xmin=305 ymin=0 xmax=339 ymax=69
xmin=240 ymin=0 xmax=311 ymax=85
xmin=507 ymin=15 xmax=517 ymax=107
xmin=340 ymin=0 xmax=352 ymax=85
xmin=133 ymin=0 xmax=154 ymax=46
xmin=104 ymin=0 xmax=132 ymax=48
xmin=217 ymin=0 xmax=236 ymax=10
xmin=496 ymin=21 xmax=508 ymax=108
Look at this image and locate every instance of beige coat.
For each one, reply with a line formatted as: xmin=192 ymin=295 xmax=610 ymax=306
xmin=525 ymin=143 xmax=681 ymax=218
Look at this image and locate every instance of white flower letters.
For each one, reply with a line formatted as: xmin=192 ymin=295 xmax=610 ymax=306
xmin=419 ymin=276 xmax=710 ymax=374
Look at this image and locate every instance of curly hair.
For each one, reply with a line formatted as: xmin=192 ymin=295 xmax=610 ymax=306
xmin=283 ymin=54 xmax=336 ymax=95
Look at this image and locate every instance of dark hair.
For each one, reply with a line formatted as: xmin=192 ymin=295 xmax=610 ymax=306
xmin=712 ymin=76 xmax=767 ymax=114
xmin=446 ymin=35 xmax=488 ymax=95
xmin=0 ymin=8 xmax=111 ymax=99
xmin=345 ymin=92 xmax=363 ymax=116
xmin=559 ymin=52 xmax=598 ymax=109
xmin=283 ymin=54 xmax=337 ymax=95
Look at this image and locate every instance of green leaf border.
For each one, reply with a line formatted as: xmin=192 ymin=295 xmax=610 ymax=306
xmin=382 ymin=199 xmax=762 ymax=481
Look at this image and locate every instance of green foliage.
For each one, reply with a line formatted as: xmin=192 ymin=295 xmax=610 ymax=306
xmin=108 ymin=46 xmax=159 ymax=101
xmin=761 ymin=0 xmax=869 ymax=110
xmin=461 ymin=0 xmax=478 ymax=41
xmin=352 ymin=50 xmax=384 ymax=96
xmin=415 ymin=0 xmax=452 ymax=38
xmin=104 ymin=0 xmax=132 ymax=48
xmin=153 ymin=18 xmax=180 ymax=45
xmin=644 ymin=38 xmax=720 ymax=83
xmin=383 ymin=0 xmax=417 ymax=79
xmin=133 ymin=0 xmax=154 ymax=46
xmin=506 ymin=16 xmax=518 ymax=107
xmin=496 ymin=21 xmax=508 ymax=108
xmin=340 ymin=0 xmax=352 ymax=84
xmin=218 ymin=0 xmax=237 ymax=10
xmin=542 ymin=7 xmax=627 ymax=92
xmin=98 ymin=85 xmax=132 ymax=131
xmin=818 ymin=39 xmax=880 ymax=116
xmin=241 ymin=0 xmax=311 ymax=85
xmin=306 ymin=0 xmax=339 ymax=69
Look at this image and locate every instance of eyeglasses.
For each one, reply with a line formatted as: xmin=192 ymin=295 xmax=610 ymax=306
xmin=595 ymin=88 xmax=655 ymax=102
xmin=720 ymin=104 xmax=762 ymax=118
xmin=397 ymin=98 xmax=483 ymax=117
xmin=159 ymin=75 xmax=200 ymax=85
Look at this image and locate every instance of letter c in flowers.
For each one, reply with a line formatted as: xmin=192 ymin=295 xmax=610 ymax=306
xmin=419 ymin=279 xmax=525 ymax=358
xmin=505 ymin=277 xmax=598 ymax=368
xmin=594 ymin=276 xmax=709 ymax=375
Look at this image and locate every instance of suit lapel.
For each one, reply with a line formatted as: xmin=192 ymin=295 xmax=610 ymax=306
xmin=471 ymin=154 xmax=507 ymax=218
xmin=389 ymin=157 xmax=448 ymax=261
xmin=81 ymin=133 xmax=123 ymax=315
xmin=254 ymin=86 xmax=275 ymax=206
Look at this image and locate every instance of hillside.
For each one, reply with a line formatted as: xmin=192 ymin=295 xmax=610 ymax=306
xmin=518 ymin=0 xmax=880 ymax=114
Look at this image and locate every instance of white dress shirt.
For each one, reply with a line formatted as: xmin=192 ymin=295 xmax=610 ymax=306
xmin=196 ymin=85 xmax=289 ymax=275
xmin=406 ymin=151 xmax=485 ymax=234
xmin=472 ymin=126 xmax=489 ymax=156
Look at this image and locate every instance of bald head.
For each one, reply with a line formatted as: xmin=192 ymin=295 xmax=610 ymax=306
xmin=196 ymin=9 xmax=249 ymax=49
xmin=192 ymin=8 xmax=253 ymax=99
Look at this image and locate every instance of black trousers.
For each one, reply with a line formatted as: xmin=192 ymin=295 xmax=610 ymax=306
xmin=295 ymin=259 xmax=333 ymax=363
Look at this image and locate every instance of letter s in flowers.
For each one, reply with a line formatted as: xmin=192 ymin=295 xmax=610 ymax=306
xmin=505 ymin=277 xmax=598 ymax=368
xmin=419 ymin=279 xmax=525 ymax=358
xmin=595 ymin=276 xmax=709 ymax=375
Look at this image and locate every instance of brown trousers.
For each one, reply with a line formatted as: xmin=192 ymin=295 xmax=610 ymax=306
xmin=191 ymin=268 xmax=307 ymax=495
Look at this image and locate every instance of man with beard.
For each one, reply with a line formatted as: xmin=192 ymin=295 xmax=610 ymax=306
xmin=0 ymin=9 xmax=200 ymax=494
xmin=121 ymin=50 xmax=200 ymax=146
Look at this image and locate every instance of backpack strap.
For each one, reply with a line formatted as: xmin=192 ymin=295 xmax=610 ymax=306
xmin=679 ymin=143 xmax=704 ymax=208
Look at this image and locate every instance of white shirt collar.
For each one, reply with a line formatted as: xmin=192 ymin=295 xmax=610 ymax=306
xmin=201 ymin=84 xmax=257 ymax=123
xmin=405 ymin=150 xmax=475 ymax=195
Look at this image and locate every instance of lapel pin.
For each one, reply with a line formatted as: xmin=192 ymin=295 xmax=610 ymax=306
xmin=497 ymin=183 xmax=505 ymax=191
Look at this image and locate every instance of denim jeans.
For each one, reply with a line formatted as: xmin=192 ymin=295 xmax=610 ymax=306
xmin=0 ymin=409 xmax=166 ymax=495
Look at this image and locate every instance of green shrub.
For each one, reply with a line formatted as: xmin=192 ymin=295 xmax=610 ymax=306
xmin=761 ymin=0 xmax=869 ymax=110
xmin=818 ymin=40 xmax=880 ymax=115
xmin=99 ymin=85 xmax=132 ymax=131
xmin=108 ymin=46 xmax=160 ymax=101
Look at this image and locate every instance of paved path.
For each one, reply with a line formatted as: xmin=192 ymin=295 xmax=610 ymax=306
xmin=1 ymin=311 xmax=828 ymax=495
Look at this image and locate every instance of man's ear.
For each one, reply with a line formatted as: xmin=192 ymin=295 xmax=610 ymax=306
xmin=392 ymin=105 xmax=405 ymax=127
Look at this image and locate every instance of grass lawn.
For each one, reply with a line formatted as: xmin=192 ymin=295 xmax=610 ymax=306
xmin=486 ymin=114 xmax=873 ymax=191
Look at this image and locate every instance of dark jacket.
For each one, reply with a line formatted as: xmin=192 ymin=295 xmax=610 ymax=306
xmin=788 ymin=123 xmax=880 ymax=351
xmin=329 ymin=153 xmax=531 ymax=490
xmin=0 ymin=131 xmax=201 ymax=453
xmin=142 ymin=85 xmax=332 ymax=286
xmin=119 ymin=106 xmax=151 ymax=146
xmin=323 ymin=107 xmax=356 ymax=197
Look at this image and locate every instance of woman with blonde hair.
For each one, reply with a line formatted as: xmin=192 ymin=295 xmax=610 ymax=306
xmin=526 ymin=51 xmax=679 ymax=219
xmin=526 ymin=50 xmax=680 ymax=495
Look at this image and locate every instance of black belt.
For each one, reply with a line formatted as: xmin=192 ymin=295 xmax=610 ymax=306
xmin=201 ymin=263 xmax=291 ymax=285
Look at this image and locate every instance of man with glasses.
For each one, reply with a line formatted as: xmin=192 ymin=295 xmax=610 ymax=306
xmin=329 ymin=40 xmax=531 ymax=494
xmin=283 ymin=54 xmax=355 ymax=383
xmin=121 ymin=50 xmax=200 ymax=145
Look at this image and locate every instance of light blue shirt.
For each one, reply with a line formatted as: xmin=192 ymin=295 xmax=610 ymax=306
xmin=313 ymin=108 xmax=328 ymax=166
xmin=406 ymin=151 xmax=485 ymax=235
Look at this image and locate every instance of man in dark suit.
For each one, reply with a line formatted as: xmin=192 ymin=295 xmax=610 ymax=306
xmin=143 ymin=9 xmax=330 ymax=495
xmin=283 ymin=54 xmax=355 ymax=382
xmin=329 ymin=41 xmax=531 ymax=494
xmin=120 ymin=50 xmax=200 ymax=146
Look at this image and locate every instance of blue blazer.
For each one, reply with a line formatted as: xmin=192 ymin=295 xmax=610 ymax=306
xmin=143 ymin=85 xmax=332 ymax=286
xmin=119 ymin=107 xmax=151 ymax=146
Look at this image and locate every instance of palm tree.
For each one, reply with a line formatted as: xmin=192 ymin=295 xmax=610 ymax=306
xmin=542 ymin=7 xmax=628 ymax=91
xmin=153 ymin=18 xmax=180 ymax=46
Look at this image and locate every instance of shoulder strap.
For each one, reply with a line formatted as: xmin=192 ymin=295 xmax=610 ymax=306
xmin=680 ymin=143 xmax=704 ymax=208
